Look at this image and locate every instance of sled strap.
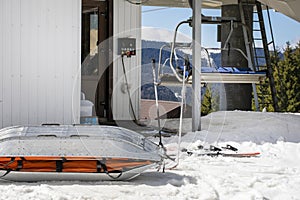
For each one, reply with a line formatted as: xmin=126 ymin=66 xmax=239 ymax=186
xmin=56 ymin=158 xmax=66 ymax=172
xmin=0 ymin=157 xmax=16 ymax=179
xmin=56 ymin=161 xmax=63 ymax=172
xmin=16 ymin=160 xmax=23 ymax=171
xmin=97 ymin=160 xmax=123 ymax=180
xmin=0 ymin=170 xmax=11 ymax=179
xmin=96 ymin=160 xmax=103 ymax=173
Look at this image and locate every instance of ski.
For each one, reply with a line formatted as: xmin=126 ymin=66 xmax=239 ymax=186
xmin=187 ymin=151 xmax=260 ymax=158
xmin=221 ymin=152 xmax=260 ymax=157
xmin=186 ymin=144 xmax=260 ymax=158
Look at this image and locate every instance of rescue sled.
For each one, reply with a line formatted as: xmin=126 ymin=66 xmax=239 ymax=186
xmin=0 ymin=125 xmax=164 ymax=181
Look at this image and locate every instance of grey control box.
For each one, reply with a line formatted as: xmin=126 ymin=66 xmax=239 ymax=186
xmin=118 ymin=38 xmax=136 ymax=56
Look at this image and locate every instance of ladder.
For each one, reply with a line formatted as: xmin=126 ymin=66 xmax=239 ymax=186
xmin=238 ymin=0 xmax=260 ymax=111
xmin=251 ymin=1 xmax=279 ymax=111
xmin=239 ymin=0 xmax=279 ymax=111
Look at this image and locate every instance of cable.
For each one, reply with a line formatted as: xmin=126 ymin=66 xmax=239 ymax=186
xmin=142 ymin=7 xmax=170 ymax=13
xmin=121 ymin=55 xmax=138 ymax=123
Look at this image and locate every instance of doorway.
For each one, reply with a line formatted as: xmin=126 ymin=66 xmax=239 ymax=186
xmin=81 ymin=0 xmax=113 ymax=122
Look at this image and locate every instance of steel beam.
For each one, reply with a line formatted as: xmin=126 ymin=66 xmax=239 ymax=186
xmin=192 ymin=0 xmax=202 ymax=131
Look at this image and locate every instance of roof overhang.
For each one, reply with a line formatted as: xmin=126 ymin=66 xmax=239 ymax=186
xmin=142 ymin=0 xmax=237 ymax=9
xmin=140 ymin=0 xmax=300 ymax=22
xmin=258 ymin=0 xmax=300 ymax=22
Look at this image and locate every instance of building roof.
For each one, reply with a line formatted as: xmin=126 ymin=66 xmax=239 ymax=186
xmin=141 ymin=0 xmax=300 ymax=22
xmin=258 ymin=0 xmax=300 ymax=22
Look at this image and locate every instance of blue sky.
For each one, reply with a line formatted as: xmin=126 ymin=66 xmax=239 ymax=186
xmin=142 ymin=6 xmax=300 ymax=50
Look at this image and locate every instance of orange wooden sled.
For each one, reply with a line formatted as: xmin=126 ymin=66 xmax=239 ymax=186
xmin=0 ymin=156 xmax=153 ymax=173
xmin=0 ymin=125 xmax=164 ymax=181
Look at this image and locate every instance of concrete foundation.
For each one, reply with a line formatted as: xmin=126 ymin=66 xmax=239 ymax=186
xmin=221 ymin=3 xmax=254 ymax=110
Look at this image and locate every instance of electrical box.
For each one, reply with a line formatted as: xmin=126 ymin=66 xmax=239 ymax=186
xmin=118 ymin=38 xmax=136 ymax=56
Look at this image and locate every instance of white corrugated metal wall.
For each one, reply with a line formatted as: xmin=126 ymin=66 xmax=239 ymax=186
xmin=113 ymin=1 xmax=141 ymax=120
xmin=0 ymin=0 xmax=81 ymax=128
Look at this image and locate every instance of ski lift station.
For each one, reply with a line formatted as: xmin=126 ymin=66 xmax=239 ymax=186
xmin=0 ymin=0 xmax=299 ymax=131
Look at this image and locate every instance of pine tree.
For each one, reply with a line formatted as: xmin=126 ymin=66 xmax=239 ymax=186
xmin=254 ymin=42 xmax=300 ymax=112
xmin=200 ymin=83 xmax=221 ymax=115
xmin=273 ymin=42 xmax=300 ymax=112
xmin=201 ymin=85 xmax=212 ymax=116
xmin=254 ymin=72 xmax=274 ymax=112
xmin=253 ymin=51 xmax=278 ymax=112
xmin=211 ymin=84 xmax=220 ymax=111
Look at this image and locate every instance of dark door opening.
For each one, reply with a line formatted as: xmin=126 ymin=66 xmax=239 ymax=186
xmin=81 ymin=0 xmax=113 ymax=123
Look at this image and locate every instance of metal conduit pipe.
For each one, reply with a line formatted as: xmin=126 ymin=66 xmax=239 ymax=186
xmin=169 ymin=20 xmax=192 ymax=83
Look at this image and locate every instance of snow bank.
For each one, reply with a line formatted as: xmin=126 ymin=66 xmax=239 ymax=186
xmin=0 ymin=111 xmax=299 ymax=200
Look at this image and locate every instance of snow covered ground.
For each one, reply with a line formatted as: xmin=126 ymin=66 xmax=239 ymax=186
xmin=1 ymin=111 xmax=300 ymax=200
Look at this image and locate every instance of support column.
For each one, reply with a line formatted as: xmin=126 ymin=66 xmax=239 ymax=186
xmin=192 ymin=0 xmax=202 ymax=131
xmin=220 ymin=2 xmax=254 ymax=110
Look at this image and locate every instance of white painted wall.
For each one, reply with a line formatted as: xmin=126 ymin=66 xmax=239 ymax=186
xmin=112 ymin=1 xmax=141 ymax=120
xmin=0 ymin=0 xmax=81 ymax=128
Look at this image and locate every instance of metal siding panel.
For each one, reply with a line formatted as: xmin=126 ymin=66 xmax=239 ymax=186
xmin=11 ymin=0 xmax=21 ymax=125
xmin=43 ymin=0 xmax=50 ymax=123
xmin=113 ymin=0 xmax=123 ymax=120
xmin=62 ymin=0 xmax=75 ymax=124
xmin=47 ymin=0 xmax=58 ymax=123
xmin=62 ymin=0 xmax=70 ymax=124
xmin=67 ymin=0 xmax=79 ymax=124
xmin=37 ymin=0 xmax=48 ymax=125
xmin=113 ymin=1 xmax=141 ymax=120
xmin=124 ymin=2 xmax=131 ymax=119
xmin=130 ymin=4 xmax=137 ymax=115
xmin=63 ymin=0 xmax=81 ymax=124
xmin=134 ymin=5 xmax=141 ymax=120
xmin=133 ymin=6 xmax=141 ymax=117
xmin=54 ymin=0 xmax=65 ymax=124
xmin=115 ymin=1 xmax=126 ymax=120
xmin=71 ymin=0 xmax=77 ymax=124
xmin=71 ymin=0 xmax=81 ymax=124
xmin=2 ymin=0 xmax=13 ymax=127
xmin=0 ymin=0 xmax=81 ymax=128
xmin=121 ymin=1 xmax=126 ymax=119
xmin=0 ymin=1 xmax=3 ymax=128
xmin=27 ymin=0 xmax=39 ymax=125
xmin=20 ymin=0 xmax=30 ymax=125
xmin=112 ymin=0 xmax=121 ymax=119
